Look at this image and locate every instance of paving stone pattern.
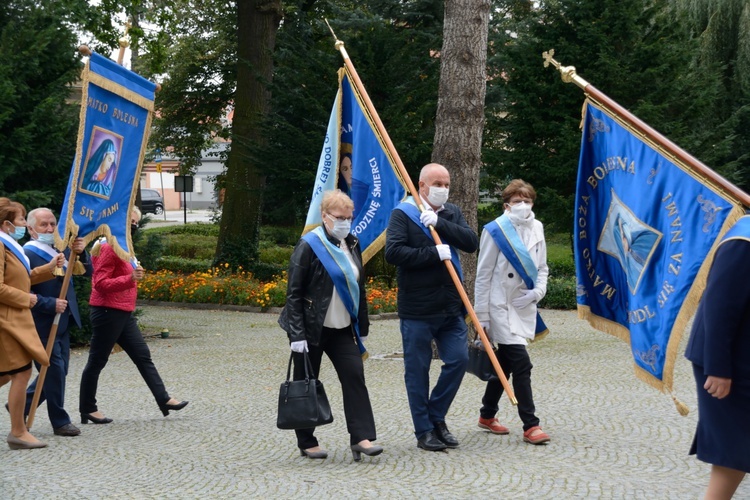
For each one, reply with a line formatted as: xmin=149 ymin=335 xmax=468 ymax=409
xmin=2 ymin=307 xmax=748 ymax=499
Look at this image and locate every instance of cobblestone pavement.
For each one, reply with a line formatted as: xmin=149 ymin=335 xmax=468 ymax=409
xmin=2 ymin=306 xmax=747 ymax=499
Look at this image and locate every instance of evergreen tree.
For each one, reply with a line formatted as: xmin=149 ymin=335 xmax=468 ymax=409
xmin=262 ymin=0 xmax=444 ymax=225
xmin=0 ymin=0 xmax=81 ymax=208
xmin=484 ymin=0 xmax=728 ymax=232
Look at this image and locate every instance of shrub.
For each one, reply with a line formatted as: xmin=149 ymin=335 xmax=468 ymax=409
xmin=548 ymin=260 xmax=575 ymax=278
xmin=69 ymin=277 xmax=92 ymax=347
xmin=259 ymin=245 xmax=294 ymax=266
xmin=540 ymin=275 xmax=577 ymax=310
xmin=162 ymin=233 xmax=216 ymax=259
xmin=260 ymin=225 xmax=301 ymax=246
xmin=157 ymin=256 xmax=212 ymax=274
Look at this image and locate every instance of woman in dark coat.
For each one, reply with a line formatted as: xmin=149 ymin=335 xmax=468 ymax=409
xmin=685 ymin=214 xmax=750 ymax=498
xmin=278 ymin=190 xmax=382 ymax=461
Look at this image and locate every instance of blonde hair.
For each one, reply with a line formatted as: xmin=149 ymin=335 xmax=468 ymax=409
xmin=132 ymin=206 xmax=142 ymax=221
xmin=320 ymin=189 xmax=354 ymax=214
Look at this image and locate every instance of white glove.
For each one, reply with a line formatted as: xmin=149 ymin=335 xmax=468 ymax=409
xmin=290 ymin=340 xmax=309 ymax=353
xmin=479 ymin=321 xmax=490 ymax=333
xmin=420 ymin=209 xmax=438 ymax=228
xmin=511 ymin=289 xmax=537 ymax=309
xmin=436 ymin=244 xmax=452 ymax=261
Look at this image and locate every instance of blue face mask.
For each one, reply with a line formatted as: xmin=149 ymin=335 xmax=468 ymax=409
xmin=37 ymin=233 xmax=55 ymax=246
xmin=8 ymin=223 xmax=26 ymax=241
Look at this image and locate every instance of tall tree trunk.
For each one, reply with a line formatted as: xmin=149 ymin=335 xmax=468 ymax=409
xmin=215 ymin=0 xmax=282 ymax=268
xmin=432 ymin=0 xmax=490 ymax=302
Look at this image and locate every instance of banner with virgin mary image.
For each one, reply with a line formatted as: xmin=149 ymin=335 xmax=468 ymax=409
xmin=56 ymin=51 xmax=156 ymax=260
xmin=303 ymin=67 xmax=407 ymax=263
xmin=574 ymin=100 xmax=745 ymax=392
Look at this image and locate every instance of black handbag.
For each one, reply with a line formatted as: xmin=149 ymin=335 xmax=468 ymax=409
xmin=276 ymin=351 xmax=334 ymax=430
xmin=466 ymin=331 xmax=497 ymax=382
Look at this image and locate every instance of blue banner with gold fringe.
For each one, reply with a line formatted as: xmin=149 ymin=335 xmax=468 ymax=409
xmin=575 ymin=100 xmax=745 ymax=392
xmin=303 ymin=68 xmax=407 ymax=263
xmin=56 ymin=52 xmax=155 ymax=261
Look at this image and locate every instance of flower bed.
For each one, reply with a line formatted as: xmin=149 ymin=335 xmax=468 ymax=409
xmin=137 ymin=268 xmax=399 ymax=314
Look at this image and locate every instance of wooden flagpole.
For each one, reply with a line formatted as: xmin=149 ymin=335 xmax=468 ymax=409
xmin=542 ymin=49 xmax=750 ymax=208
xmin=26 ymin=249 xmax=78 ymax=429
xmin=326 ymin=21 xmax=517 ymax=405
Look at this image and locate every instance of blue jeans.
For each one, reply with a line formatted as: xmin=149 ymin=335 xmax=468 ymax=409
xmin=401 ymin=316 xmax=468 ymax=438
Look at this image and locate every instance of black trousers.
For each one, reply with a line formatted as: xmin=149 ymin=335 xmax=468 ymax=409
xmin=79 ymin=306 xmax=170 ymax=414
xmin=293 ymin=326 xmax=376 ymax=448
xmin=480 ymin=343 xmax=540 ymax=431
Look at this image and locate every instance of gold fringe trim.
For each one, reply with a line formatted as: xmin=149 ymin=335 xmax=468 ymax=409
xmin=530 ymin=328 xmax=549 ymax=343
xmin=88 ymin=73 xmax=155 ymax=111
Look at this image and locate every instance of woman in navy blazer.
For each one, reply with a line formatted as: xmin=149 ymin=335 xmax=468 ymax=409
xmin=685 ymin=215 xmax=750 ymax=498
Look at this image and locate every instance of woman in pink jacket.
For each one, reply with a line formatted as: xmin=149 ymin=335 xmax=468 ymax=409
xmin=78 ymin=207 xmax=187 ymax=424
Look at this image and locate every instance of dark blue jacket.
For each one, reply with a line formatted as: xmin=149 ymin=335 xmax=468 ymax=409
xmin=684 ymin=238 xmax=750 ymax=387
xmin=25 ymin=247 xmax=93 ymax=339
xmin=385 ymin=202 xmax=478 ymax=319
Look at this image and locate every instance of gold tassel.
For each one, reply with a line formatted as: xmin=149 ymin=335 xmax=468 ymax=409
xmin=671 ymin=392 xmax=690 ymax=416
xmin=73 ymin=260 xmax=87 ymax=275
xmin=53 ymin=266 xmax=66 ymax=277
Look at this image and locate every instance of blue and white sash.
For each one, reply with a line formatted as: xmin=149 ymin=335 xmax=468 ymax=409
xmin=718 ymin=214 xmax=750 ymax=246
xmin=0 ymin=231 xmax=31 ymax=274
xmin=302 ymin=226 xmax=366 ymax=357
xmin=485 ymin=214 xmax=549 ymax=338
xmin=395 ymin=197 xmax=464 ymax=281
xmin=24 ymin=240 xmax=68 ymax=271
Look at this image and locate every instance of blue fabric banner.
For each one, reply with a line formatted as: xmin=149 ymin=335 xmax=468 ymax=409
xmin=303 ymin=68 xmax=407 ymax=263
xmin=575 ymin=100 xmax=745 ymax=392
xmin=57 ymin=52 xmax=156 ymax=261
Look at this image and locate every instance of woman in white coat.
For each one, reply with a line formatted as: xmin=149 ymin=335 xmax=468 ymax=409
xmin=473 ymin=179 xmax=550 ymax=445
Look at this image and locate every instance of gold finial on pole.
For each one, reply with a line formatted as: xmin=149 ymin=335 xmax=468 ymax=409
xmin=542 ymin=49 xmax=589 ymax=90
xmin=324 ymin=19 xmax=347 ymax=56
xmin=116 ymin=21 xmax=131 ymax=66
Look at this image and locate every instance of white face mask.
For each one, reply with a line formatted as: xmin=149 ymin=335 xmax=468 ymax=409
xmin=427 ymin=186 xmax=449 ymax=207
xmin=508 ymin=201 xmax=532 ymax=219
xmin=330 ymin=220 xmax=351 ymax=240
xmin=37 ymin=233 xmax=55 ymax=246
xmin=325 ymin=213 xmax=351 ymax=241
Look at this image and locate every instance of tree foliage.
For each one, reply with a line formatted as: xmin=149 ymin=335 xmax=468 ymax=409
xmin=260 ymin=0 xmax=444 ymax=224
xmin=674 ymin=0 xmax=750 ymax=191
xmin=484 ymin=0 xmax=731 ymax=233
xmin=0 ymin=1 xmax=82 ymax=208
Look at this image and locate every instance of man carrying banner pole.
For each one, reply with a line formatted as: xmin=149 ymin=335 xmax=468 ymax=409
xmin=324 ymin=27 xmax=517 ymax=418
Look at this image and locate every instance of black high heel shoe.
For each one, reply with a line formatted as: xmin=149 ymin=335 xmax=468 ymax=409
xmin=159 ymin=400 xmax=188 ymax=416
xmin=299 ymin=448 xmax=328 ymax=459
xmin=81 ymin=413 xmax=113 ymax=424
xmin=350 ymin=443 xmax=384 ymax=461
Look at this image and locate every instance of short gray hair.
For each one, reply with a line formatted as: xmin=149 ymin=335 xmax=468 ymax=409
xmin=27 ymin=208 xmax=54 ymax=229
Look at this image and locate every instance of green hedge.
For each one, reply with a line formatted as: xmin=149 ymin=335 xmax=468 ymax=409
xmin=157 ymin=256 xmax=213 ymax=274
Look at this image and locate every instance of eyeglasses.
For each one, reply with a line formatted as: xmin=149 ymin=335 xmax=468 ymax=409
xmin=325 ymin=213 xmax=353 ymax=223
xmin=507 ymin=199 xmax=532 ymax=206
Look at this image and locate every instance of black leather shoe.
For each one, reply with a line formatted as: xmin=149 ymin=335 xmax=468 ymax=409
xmin=81 ymin=413 xmax=113 ymax=424
xmin=299 ymin=448 xmax=328 ymax=459
xmin=417 ymin=430 xmax=448 ymax=451
xmin=159 ymin=400 xmax=189 ymax=417
xmin=53 ymin=423 xmax=81 ymax=436
xmin=433 ymin=421 xmax=459 ymax=448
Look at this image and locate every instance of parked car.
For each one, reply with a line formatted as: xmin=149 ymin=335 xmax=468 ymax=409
xmin=141 ymin=188 xmax=164 ymax=215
